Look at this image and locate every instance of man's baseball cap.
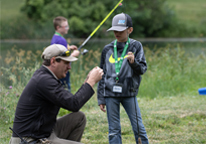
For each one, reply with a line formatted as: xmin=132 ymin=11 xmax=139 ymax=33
xmin=41 ymin=44 xmax=78 ymax=62
xmin=107 ymin=13 xmax=133 ymax=32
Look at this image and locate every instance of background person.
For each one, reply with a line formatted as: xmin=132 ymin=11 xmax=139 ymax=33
xmin=97 ymin=13 xmax=149 ymax=144
xmin=51 ymin=16 xmax=80 ymax=91
xmin=10 ymin=44 xmax=103 ymax=144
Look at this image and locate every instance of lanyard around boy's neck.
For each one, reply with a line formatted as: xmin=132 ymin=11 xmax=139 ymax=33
xmin=55 ymin=32 xmax=64 ymax=38
xmin=114 ymin=38 xmax=130 ymax=82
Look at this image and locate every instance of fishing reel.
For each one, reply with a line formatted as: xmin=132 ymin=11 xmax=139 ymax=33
xmin=78 ymin=44 xmax=89 ymax=56
xmin=81 ymin=49 xmax=89 ymax=55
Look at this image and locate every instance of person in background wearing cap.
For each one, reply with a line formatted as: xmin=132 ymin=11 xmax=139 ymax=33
xmin=9 ymin=44 xmax=103 ymax=144
xmin=97 ymin=13 xmax=149 ymax=144
xmin=51 ymin=16 xmax=80 ymax=91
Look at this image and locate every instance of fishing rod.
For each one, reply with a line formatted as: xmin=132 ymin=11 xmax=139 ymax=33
xmin=9 ymin=127 xmax=28 ymax=144
xmin=78 ymin=0 xmax=124 ymax=55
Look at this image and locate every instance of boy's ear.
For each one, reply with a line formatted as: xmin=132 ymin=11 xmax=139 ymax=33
xmin=128 ymin=27 xmax=133 ymax=34
xmin=56 ymin=25 xmax=61 ymax=30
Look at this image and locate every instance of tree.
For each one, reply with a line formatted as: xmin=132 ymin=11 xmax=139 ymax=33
xmin=21 ymin=0 xmax=178 ymax=38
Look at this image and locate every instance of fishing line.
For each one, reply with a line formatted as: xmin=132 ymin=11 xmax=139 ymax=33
xmin=131 ymin=49 xmax=142 ymax=144
xmin=120 ymin=1 xmax=142 ymax=143
xmin=134 ymin=97 xmax=142 ymax=144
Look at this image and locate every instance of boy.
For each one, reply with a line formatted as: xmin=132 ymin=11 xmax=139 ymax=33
xmin=97 ymin=13 xmax=149 ymax=144
xmin=51 ymin=16 xmax=80 ymax=91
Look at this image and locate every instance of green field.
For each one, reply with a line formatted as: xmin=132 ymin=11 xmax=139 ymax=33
xmin=167 ymin=0 xmax=206 ymax=28
xmin=1 ymin=91 xmax=206 ymax=144
xmin=0 ymin=0 xmax=24 ymax=21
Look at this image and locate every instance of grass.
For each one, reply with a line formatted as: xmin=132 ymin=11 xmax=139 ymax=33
xmin=1 ymin=87 xmax=206 ymax=144
xmin=1 ymin=45 xmax=206 ymax=143
xmin=167 ymin=0 xmax=206 ymax=28
xmin=0 ymin=0 xmax=24 ymax=21
xmin=81 ymin=95 xmax=206 ymax=144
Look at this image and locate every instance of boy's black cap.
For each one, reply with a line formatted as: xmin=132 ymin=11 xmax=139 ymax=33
xmin=107 ymin=13 xmax=133 ymax=32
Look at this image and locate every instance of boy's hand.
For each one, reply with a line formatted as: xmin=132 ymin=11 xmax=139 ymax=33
xmin=127 ymin=52 xmax=134 ymax=64
xmin=69 ymin=45 xmax=78 ymax=50
xmin=99 ymin=104 xmax=106 ymax=112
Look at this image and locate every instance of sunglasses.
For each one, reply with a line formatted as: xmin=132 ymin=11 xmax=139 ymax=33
xmin=58 ymin=50 xmax=71 ymax=57
xmin=60 ymin=25 xmax=69 ymax=29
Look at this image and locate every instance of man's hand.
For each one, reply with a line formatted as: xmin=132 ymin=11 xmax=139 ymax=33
xmin=127 ymin=52 xmax=134 ymax=64
xmin=86 ymin=66 xmax=104 ymax=87
xmin=71 ymin=50 xmax=80 ymax=57
xmin=99 ymin=104 xmax=106 ymax=112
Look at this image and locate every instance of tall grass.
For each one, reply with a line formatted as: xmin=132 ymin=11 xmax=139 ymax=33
xmin=167 ymin=0 xmax=206 ymax=28
xmin=139 ymin=46 xmax=206 ymax=98
xmin=1 ymin=45 xmax=206 ymax=143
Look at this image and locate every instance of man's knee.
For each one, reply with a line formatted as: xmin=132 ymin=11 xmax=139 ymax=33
xmin=75 ymin=111 xmax=86 ymax=126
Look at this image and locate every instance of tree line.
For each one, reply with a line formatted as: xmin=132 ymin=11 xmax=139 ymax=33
xmin=1 ymin=0 xmax=202 ymax=39
xmin=21 ymin=0 xmax=184 ymax=38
